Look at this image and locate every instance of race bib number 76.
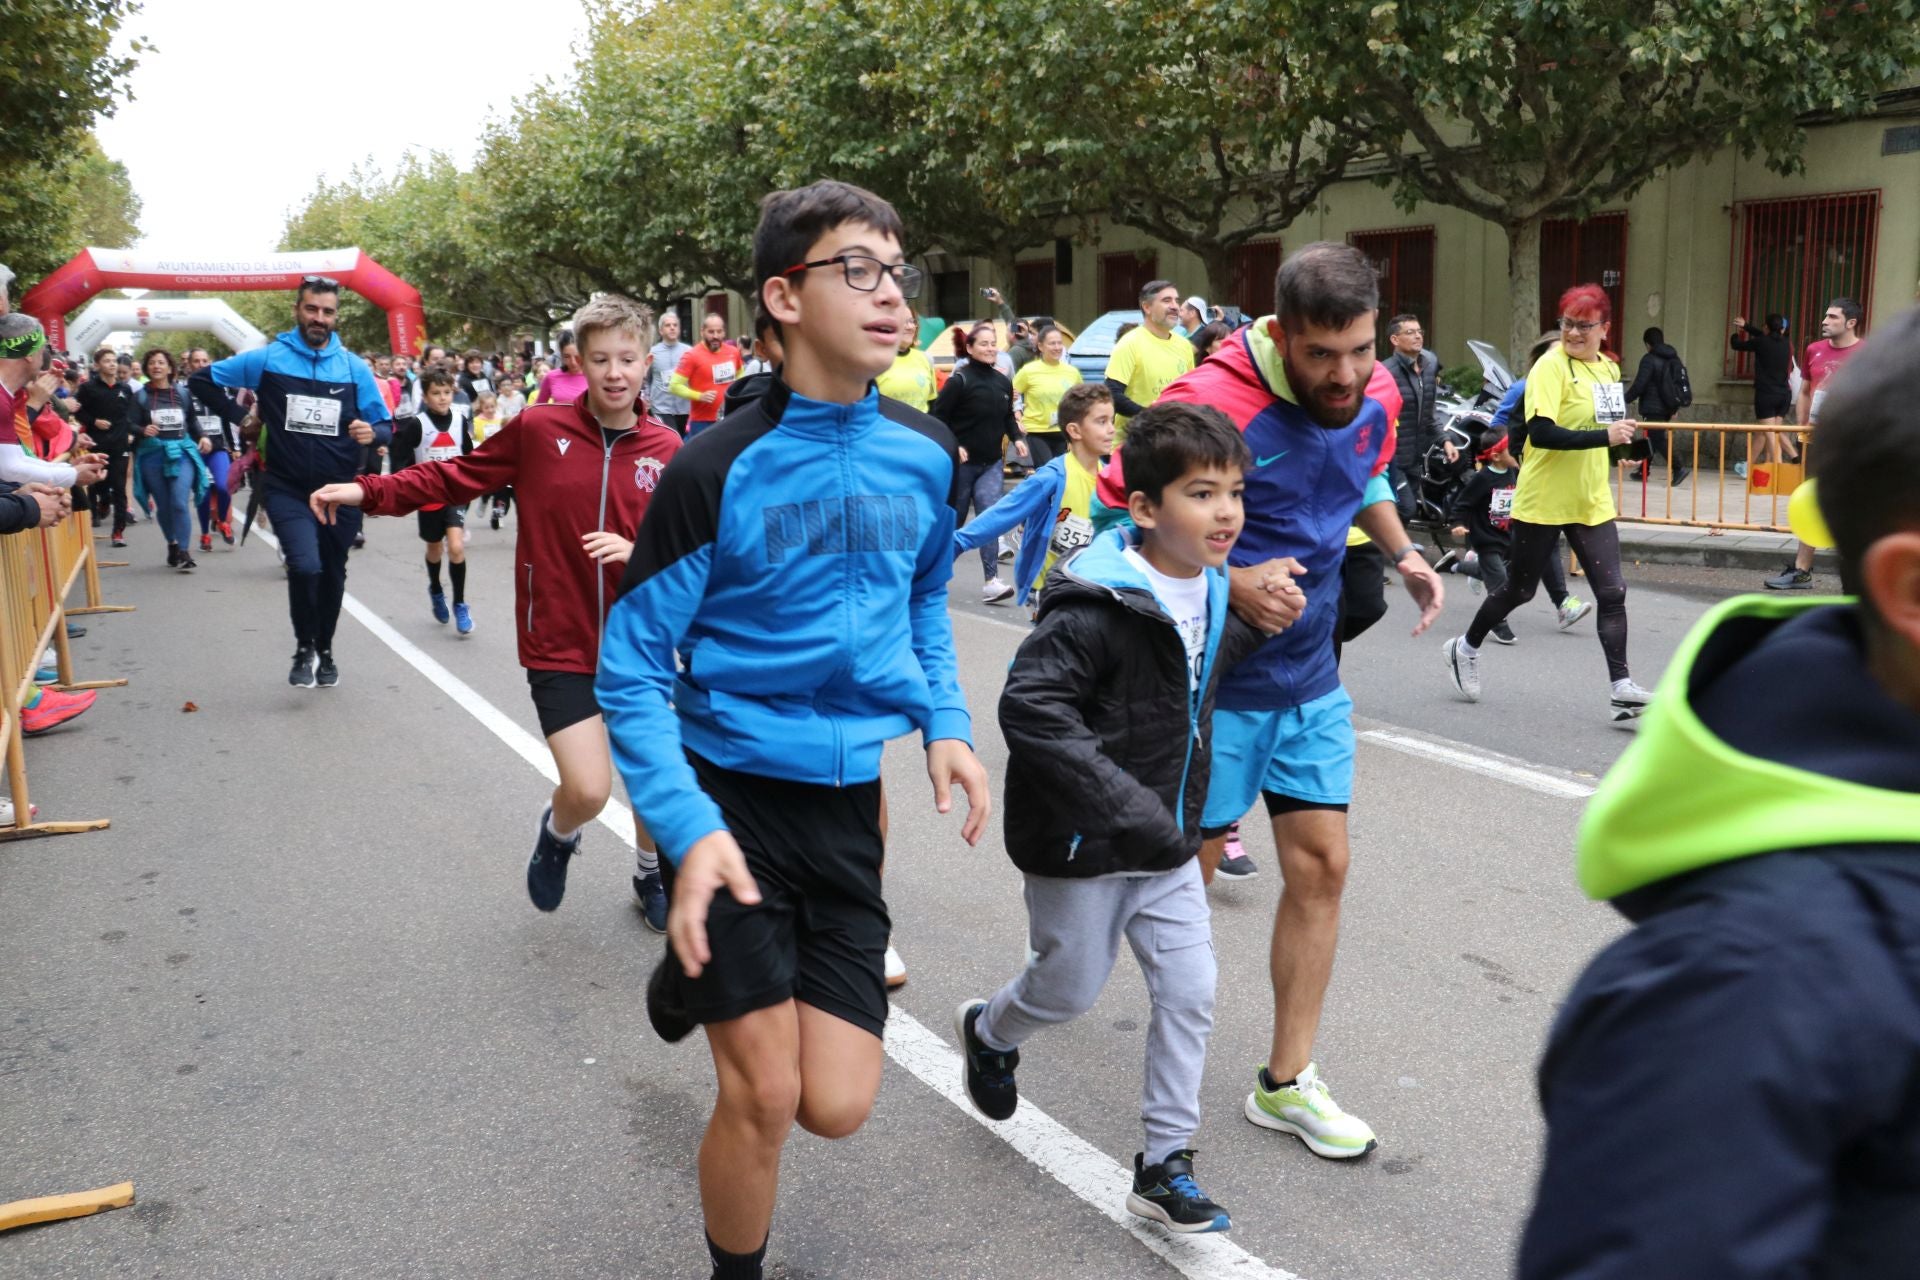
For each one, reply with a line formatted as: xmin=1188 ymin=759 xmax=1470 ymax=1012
xmin=285 ymin=394 xmax=343 ymax=436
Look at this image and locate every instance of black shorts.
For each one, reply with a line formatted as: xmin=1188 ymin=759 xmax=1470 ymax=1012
xmin=659 ymin=751 xmax=889 ymax=1037
xmin=1756 ymin=392 xmax=1794 ymax=421
xmin=525 ymin=669 xmax=600 ymax=737
xmin=417 ymin=506 xmax=466 ymax=542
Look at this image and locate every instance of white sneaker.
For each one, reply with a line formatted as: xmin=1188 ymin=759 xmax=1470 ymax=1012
xmin=981 ymin=579 xmax=1014 ymax=605
xmin=1610 ymin=678 xmax=1653 ymax=721
xmin=1443 ymin=636 xmax=1481 ymax=702
xmin=1245 ymin=1062 xmax=1378 ymax=1159
xmin=1557 ymin=596 xmax=1593 ymax=630
xmin=884 ymin=944 xmax=907 ymax=990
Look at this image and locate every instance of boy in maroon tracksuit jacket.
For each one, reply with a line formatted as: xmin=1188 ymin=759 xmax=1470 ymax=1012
xmin=310 ymin=296 xmax=682 ymax=927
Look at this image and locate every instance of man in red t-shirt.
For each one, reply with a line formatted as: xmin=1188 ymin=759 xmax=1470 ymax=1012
xmin=1765 ymin=296 xmax=1864 ymax=591
xmin=669 ymin=313 xmax=741 ymax=436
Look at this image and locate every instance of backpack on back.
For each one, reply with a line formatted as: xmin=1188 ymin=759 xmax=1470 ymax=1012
xmin=1661 ymin=355 xmax=1693 ymax=410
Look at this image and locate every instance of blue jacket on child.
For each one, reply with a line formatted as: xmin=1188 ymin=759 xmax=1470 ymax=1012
xmin=598 ymin=379 xmax=973 ymax=864
xmin=952 ymin=454 xmax=1069 ymax=606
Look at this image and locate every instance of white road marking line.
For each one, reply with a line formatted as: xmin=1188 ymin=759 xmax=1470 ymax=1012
xmin=254 ymin=530 xmax=1296 ymax=1278
xmin=885 ymin=1011 xmax=1300 ymax=1280
xmin=953 ymin=607 xmax=1034 ymax=635
xmin=1356 ymin=728 xmax=1597 ymax=799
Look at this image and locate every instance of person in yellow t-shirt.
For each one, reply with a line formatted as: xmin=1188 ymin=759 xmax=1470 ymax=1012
xmin=1010 ymin=324 xmax=1083 ymax=467
xmin=875 ymin=307 xmax=937 ymax=413
xmin=1103 ymin=278 xmax=1193 ymax=440
xmin=1442 ymin=283 xmax=1652 ymax=720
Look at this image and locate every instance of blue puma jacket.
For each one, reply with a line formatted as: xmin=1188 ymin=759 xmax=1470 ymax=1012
xmin=598 ymin=379 xmax=972 ymax=864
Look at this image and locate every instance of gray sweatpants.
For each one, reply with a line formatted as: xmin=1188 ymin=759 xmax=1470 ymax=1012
xmin=975 ymin=859 xmax=1216 ymax=1163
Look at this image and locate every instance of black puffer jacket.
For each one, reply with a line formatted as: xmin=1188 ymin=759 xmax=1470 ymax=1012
xmin=1387 ymin=348 xmax=1440 ymax=470
xmin=1624 ymin=342 xmax=1684 ymax=418
xmin=998 ymin=529 xmax=1263 ymax=879
xmin=930 ymin=358 xmax=1020 ymax=462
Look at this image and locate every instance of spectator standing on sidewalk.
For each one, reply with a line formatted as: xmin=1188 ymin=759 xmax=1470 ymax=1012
xmin=1731 ymin=313 xmax=1796 ymax=474
xmin=1765 ymin=298 xmax=1865 ymax=591
xmin=1384 ymin=314 xmax=1440 ymax=524
xmin=1624 ymin=327 xmax=1691 ymax=486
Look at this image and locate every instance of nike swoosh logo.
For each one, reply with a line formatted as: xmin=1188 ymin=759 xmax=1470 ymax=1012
xmin=328 ymin=387 xmax=346 ymax=395
xmin=1256 ymin=451 xmax=1289 ymax=467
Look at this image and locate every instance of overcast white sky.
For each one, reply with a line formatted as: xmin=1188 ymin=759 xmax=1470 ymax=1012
xmin=93 ymin=0 xmax=591 ymax=254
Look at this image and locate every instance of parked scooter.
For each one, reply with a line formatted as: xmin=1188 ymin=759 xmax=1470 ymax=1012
xmin=1414 ymin=341 xmax=1515 ymax=543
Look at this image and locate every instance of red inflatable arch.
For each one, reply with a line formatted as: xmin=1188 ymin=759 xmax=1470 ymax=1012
xmin=20 ymin=247 xmax=427 ymax=356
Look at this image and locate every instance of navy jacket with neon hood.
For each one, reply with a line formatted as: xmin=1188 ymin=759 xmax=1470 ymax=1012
xmin=190 ymin=328 xmax=392 ymax=492
xmin=598 ymin=378 xmax=971 ymax=865
xmin=1521 ymin=597 xmax=1920 ymax=1279
xmin=998 ymin=527 xmax=1262 ymax=878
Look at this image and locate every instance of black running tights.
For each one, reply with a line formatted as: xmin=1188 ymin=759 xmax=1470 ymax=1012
xmin=1467 ymin=519 xmax=1629 ymax=681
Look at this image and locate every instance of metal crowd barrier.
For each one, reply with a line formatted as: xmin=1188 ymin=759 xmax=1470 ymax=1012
xmin=2 ymin=503 xmax=131 ymax=841
xmin=1611 ymin=422 xmax=1812 ymax=533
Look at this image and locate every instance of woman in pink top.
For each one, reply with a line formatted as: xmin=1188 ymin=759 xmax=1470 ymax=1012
xmin=533 ymin=333 xmax=589 ymax=405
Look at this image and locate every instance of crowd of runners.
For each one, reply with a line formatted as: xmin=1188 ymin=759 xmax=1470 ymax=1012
xmin=5 ymin=179 xmax=1917 ymax=1280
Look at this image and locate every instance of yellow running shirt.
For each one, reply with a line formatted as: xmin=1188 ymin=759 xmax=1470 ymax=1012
xmin=876 ymin=347 xmax=937 ymax=413
xmin=1012 ymin=358 xmax=1083 ymax=436
xmin=1104 ymin=326 xmax=1194 ymax=438
xmin=1513 ymin=350 xmax=1621 ymax=526
xmin=1036 ymin=451 xmax=1100 ymax=592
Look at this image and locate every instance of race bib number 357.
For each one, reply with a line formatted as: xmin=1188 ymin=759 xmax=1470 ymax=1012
xmin=285 ymin=394 xmax=343 ymax=436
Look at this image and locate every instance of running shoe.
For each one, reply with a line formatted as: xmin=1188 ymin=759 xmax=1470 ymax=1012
xmin=1557 ymin=596 xmax=1593 ymax=630
xmin=1764 ymin=566 xmax=1813 ymax=590
xmin=199 ymin=532 xmax=213 ymax=553
xmin=66 ymin=622 xmax=85 ymax=639
xmin=0 ymin=798 xmax=39 ymax=825
xmin=1672 ymin=463 xmax=1692 ymax=487
xmin=21 ymin=687 xmax=95 ymax=735
xmin=1469 ymin=574 xmax=1483 ymax=596
xmin=453 ymin=602 xmax=473 ymax=636
xmin=884 ymin=944 xmax=907 ymax=990
xmin=1610 ymin=678 xmax=1654 ymax=722
xmin=314 ymin=650 xmax=339 ymax=688
xmin=351 ymin=533 xmax=366 ymax=550
xmin=1433 ymin=548 xmax=1461 ymax=575
xmin=177 ymin=554 xmax=196 ymax=573
xmin=1442 ymin=636 xmax=1481 ymax=702
xmin=527 ymin=805 xmax=582 ymax=912
xmin=632 ymin=870 xmax=667 ymax=933
xmin=1733 ymin=461 xmax=1748 ymax=478
xmin=1126 ymin=1151 xmax=1231 ymax=1234
xmin=218 ymin=518 xmax=234 ymax=546
xmin=111 ymin=534 xmax=126 ymax=548
xmin=429 ymin=588 xmax=450 ymax=624
xmin=955 ymin=1000 xmax=1020 ymax=1121
xmin=1245 ymin=1062 xmax=1378 ymax=1159
xmin=490 ymin=509 xmax=502 ymax=531
xmin=167 ymin=545 xmax=181 ymax=568
xmin=1215 ymin=822 xmax=1258 ymax=879
xmin=288 ymin=645 xmax=316 ymax=688
xmin=981 ymin=579 xmax=1014 ymax=605
xmin=1490 ymin=621 xmax=1517 ymax=645
xmin=647 ymin=954 xmax=694 ymax=1043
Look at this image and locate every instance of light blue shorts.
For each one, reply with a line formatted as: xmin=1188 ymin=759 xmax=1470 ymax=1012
xmin=1201 ymin=687 xmax=1356 ymax=828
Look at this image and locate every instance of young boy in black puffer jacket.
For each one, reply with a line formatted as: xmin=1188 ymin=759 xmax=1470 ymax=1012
xmin=954 ymin=402 xmax=1264 ymax=1235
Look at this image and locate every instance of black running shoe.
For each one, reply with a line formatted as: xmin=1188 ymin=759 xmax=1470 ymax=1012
xmin=647 ymin=952 xmax=694 ymax=1043
xmin=177 ymin=554 xmax=197 ymax=573
xmin=314 ymin=650 xmax=339 ymax=687
xmin=526 ymin=806 xmax=581 ymax=911
xmin=288 ymin=646 xmax=316 ymax=688
xmin=1126 ymin=1151 xmax=1231 ymax=1234
xmin=1433 ymin=548 xmax=1460 ymax=575
xmin=167 ymin=544 xmax=181 ymax=568
xmin=955 ymin=1000 xmax=1020 ymax=1121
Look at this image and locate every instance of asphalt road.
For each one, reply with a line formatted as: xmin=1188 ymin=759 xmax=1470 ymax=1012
xmin=2 ymin=507 xmax=1761 ymax=1279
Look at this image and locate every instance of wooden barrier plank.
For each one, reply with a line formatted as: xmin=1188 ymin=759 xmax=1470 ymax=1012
xmin=0 ymin=1182 xmax=135 ymax=1231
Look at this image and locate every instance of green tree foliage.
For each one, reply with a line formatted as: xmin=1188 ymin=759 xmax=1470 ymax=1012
xmin=0 ymin=0 xmax=146 ymax=280
xmin=1301 ymin=0 xmax=1920 ymax=361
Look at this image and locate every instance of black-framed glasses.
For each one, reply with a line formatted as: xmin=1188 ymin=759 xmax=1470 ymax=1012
xmin=1557 ymin=316 xmax=1602 ymax=333
xmin=781 ymin=255 xmax=923 ymax=300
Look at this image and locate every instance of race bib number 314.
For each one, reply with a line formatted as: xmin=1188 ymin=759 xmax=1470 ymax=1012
xmin=285 ymin=394 xmax=343 ymax=436
xmin=1591 ymin=381 xmax=1627 ymax=424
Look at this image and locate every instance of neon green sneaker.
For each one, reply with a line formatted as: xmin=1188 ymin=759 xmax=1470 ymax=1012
xmin=1244 ymin=1061 xmax=1378 ymax=1159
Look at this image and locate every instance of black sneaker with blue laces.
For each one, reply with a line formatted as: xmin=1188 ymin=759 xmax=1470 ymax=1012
xmin=1126 ymin=1150 xmax=1231 ymax=1233
xmin=955 ymin=1000 xmax=1020 ymax=1121
xmin=526 ymin=806 xmax=581 ymax=911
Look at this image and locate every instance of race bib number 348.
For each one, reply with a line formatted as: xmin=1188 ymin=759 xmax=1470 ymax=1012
xmin=285 ymin=394 xmax=343 ymax=436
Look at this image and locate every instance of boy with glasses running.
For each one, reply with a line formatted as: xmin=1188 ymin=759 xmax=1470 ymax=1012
xmin=598 ymin=181 xmax=989 ymax=1280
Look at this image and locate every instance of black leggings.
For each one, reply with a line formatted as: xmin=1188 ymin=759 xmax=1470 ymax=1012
xmin=1025 ymin=432 xmax=1063 ymax=469
xmin=1468 ymin=519 xmax=1629 ymax=681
